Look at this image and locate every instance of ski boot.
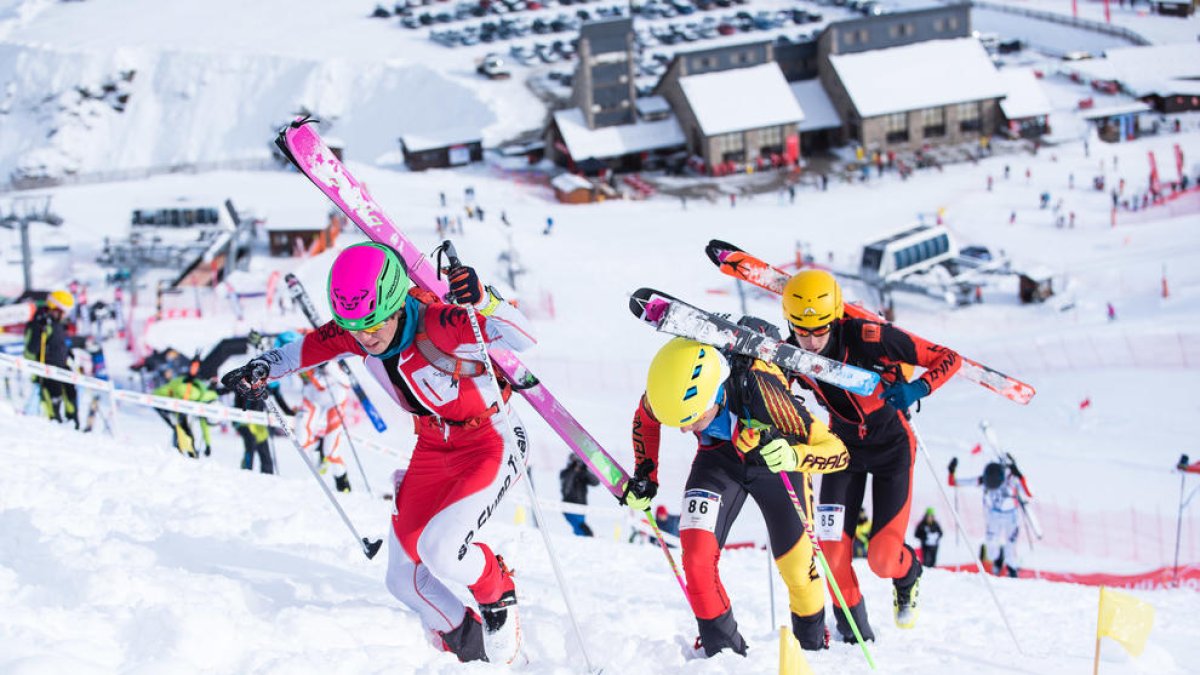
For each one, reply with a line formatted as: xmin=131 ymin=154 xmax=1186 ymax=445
xmin=694 ymin=609 xmax=749 ymax=657
xmin=434 ymin=608 xmax=487 ymax=663
xmin=471 ymin=553 xmax=523 ymax=665
xmin=792 ymin=608 xmax=830 ymax=651
xmin=833 ymin=600 xmax=875 ymax=643
xmin=334 ymin=473 xmax=351 ymax=493
xmin=893 ymin=568 xmax=922 ymax=629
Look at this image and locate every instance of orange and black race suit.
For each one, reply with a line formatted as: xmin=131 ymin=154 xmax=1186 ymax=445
xmin=787 ymin=316 xmax=960 ymax=610
xmin=632 ymin=356 xmax=848 ymax=653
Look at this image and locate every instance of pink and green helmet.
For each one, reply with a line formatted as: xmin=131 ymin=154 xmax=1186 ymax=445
xmin=327 ymin=242 xmax=411 ymax=331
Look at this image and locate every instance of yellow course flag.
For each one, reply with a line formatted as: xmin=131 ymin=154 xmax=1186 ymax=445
xmin=513 ymin=504 xmax=527 ymax=526
xmin=1097 ymin=587 xmax=1155 ymax=657
xmin=779 ymin=626 xmax=814 ymax=675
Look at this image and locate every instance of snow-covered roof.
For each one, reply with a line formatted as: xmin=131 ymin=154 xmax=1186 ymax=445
xmin=552 ymin=108 xmax=685 ymax=161
xmin=789 ymin=80 xmax=841 ymax=133
xmin=400 ymin=128 xmax=482 ymax=153
xmin=678 ymin=63 xmax=804 ymax=136
xmin=1078 ymin=101 xmax=1153 ymax=120
xmin=997 ymin=68 xmax=1053 ymax=120
xmin=829 ymin=38 xmax=1006 ymax=118
xmin=550 ymin=172 xmax=593 ymax=193
xmin=635 ymin=96 xmax=671 ymax=118
xmin=1100 ymin=43 xmax=1200 ymax=97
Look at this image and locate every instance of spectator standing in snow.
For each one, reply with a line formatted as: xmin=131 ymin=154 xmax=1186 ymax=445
xmin=543 ymin=216 xmax=554 ymax=235
xmin=913 ymin=508 xmax=943 ymax=567
xmin=559 ymin=454 xmax=598 ymax=536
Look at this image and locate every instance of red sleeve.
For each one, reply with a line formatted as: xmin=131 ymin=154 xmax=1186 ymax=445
xmin=632 ymin=395 xmax=663 ymax=482
xmin=879 ymin=323 xmax=961 ymax=393
xmin=303 ymin=320 xmax=367 ymax=367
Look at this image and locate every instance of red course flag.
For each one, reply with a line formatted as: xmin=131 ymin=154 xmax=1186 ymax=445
xmin=970 ymin=443 xmax=983 ymax=455
xmin=1080 ymin=397 xmax=1092 ymax=411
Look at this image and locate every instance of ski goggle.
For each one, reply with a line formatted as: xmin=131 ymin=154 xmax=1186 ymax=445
xmin=790 ymin=322 xmax=833 ymax=338
xmin=353 ymin=319 xmax=389 ymax=335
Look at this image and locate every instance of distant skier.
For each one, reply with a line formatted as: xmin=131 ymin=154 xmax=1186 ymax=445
xmin=948 ymin=457 xmax=1033 ymax=577
xmin=154 ymin=359 xmax=218 ymax=458
xmin=781 ymin=270 xmax=961 ymax=639
xmin=221 ymin=242 xmax=535 ymax=664
xmin=913 ymin=508 xmax=943 ymax=568
xmin=624 ymin=332 xmax=849 ymax=656
xmin=276 ymin=331 xmax=354 ymax=492
xmin=559 ymin=454 xmax=598 ymax=536
xmin=24 ymin=290 xmax=79 ymax=428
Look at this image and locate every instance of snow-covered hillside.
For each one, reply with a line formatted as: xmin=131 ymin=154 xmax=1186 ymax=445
xmin=2 ymin=0 xmax=1199 ymax=672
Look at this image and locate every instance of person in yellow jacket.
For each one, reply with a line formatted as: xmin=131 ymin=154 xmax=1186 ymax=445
xmin=23 ymin=289 xmax=79 ymax=427
xmin=623 ymin=328 xmax=849 ymax=656
xmin=153 ymin=361 xmax=218 ymax=457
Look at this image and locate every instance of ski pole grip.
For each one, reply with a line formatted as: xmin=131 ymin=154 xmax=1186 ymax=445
xmin=441 ymin=240 xmax=461 ymax=268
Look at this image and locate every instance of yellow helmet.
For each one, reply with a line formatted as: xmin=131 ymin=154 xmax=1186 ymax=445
xmin=782 ymin=270 xmax=843 ymax=329
xmin=47 ymin=289 xmax=75 ymax=312
xmin=645 ymin=337 xmax=729 ymax=427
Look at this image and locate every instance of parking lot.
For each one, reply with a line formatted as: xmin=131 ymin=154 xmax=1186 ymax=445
xmin=374 ymin=0 xmax=871 ymax=86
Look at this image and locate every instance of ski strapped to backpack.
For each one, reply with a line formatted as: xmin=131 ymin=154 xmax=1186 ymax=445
xmin=704 ymin=239 xmax=1037 ymax=405
xmin=275 ymin=118 xmax=631 ymax=498
xmin=284 ymin=273 xmax=388 ymax=432
xmin=629 ymin=287 xmax=880 ymax=397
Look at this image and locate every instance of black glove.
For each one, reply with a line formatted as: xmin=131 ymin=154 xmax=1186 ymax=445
xmin=948 ymin=457 xmax=958 ymax=475
xmin=447 ymin=265 xmax=484 ymax=305
xmin=1006 ymin=455 xmax=1022 ymax=479
xmin=620 ymin=460 xmax=658 ymax=510
xmin=247 ymin=329 xmax=263 ymax=349
xmin=221 ymin=359 xmax=271 ymax=403
xmin=1178 ymin=454 xmax=1190 ymax=471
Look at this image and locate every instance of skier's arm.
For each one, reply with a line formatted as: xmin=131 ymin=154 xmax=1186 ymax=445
xmin=878 ymin=323 xmax=962 ymax=394
xmin=631 ymin=394 xmax=663 ymax=482
xmin=791 ymin=419 xmax=849 ymax=474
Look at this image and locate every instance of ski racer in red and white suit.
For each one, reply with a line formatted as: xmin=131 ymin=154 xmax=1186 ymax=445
xmin=246 ymin=277 xmax=534 ymax=662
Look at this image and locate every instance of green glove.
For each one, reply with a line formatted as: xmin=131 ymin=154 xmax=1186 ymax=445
xmin=760 ymin=437 xmax=799 ymax=473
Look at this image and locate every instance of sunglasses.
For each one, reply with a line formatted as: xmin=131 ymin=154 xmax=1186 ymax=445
xmin=354 ymin=321 xmax=388 ymax=334
xmin=791 ymin=323 xmax=832 ymax=338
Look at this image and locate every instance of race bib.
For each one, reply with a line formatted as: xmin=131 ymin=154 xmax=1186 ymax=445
xmin=679 ymin=489 xmax=721 ymax=533
xmin=815 ymin=504 xmax=845 ymax=541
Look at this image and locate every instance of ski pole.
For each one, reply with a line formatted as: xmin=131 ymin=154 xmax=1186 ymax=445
xmin=910 ymin=422 xmax=1026 ymax=655
xmin=320 ymin=379 xmax=373 ymax=496
xmin=263 ymin=396 xmax=382 ymax=560
xmin=641 ymin=507 xmax=689 ymax=603
xmin=778 ymin=472 xmax=876 ymax=670
xmin=441 ymin=242 xmax=598 ymax=673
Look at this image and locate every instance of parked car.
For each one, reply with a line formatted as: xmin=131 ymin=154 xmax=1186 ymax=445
xmin=477 ymin=53 xmax=512 ymax=79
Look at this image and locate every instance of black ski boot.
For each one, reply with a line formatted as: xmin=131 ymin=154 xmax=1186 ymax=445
xmin=436 ymin=608 xmax=487 ymax=662
xmin=334 ymin=473 xmax=351 ymax=493
xmin=833 ymin=600 xmax=875 ymax=644
xmin=791 ymin=608 xmax=830 ymax=651
xmin=695 ymin=609 xmax=749 ymax=657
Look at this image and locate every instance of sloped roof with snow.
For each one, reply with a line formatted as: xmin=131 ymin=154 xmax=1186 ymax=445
xmin=552 ymin=108 xmax=685 ymax=161
xmin=829 ymin=37 xmax=1006 ymax=118
xmin=1101 ymin=43 xmax=1200 ymax=97
xmin=789 ymin=79 xmax=842 ymax=132
xmin=400 ymin=128 xmax=482 ymax=153
xmin=997 ymin=68 xmax=1053 ymax=120
xmin=679 ymin=63 xmax=804 ymax=136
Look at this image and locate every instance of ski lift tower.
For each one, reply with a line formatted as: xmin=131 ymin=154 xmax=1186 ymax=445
xmin=0 ymin=195 xmax=64 ymax=294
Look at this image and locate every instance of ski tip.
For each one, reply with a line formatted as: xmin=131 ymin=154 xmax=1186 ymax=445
xmin=363 ymin=538 xmax=384 ymax=560
xmin=629 ymin=287 xmax=676 ymax=324
xmin=705 ymin=239 xmax=742 ymax=266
